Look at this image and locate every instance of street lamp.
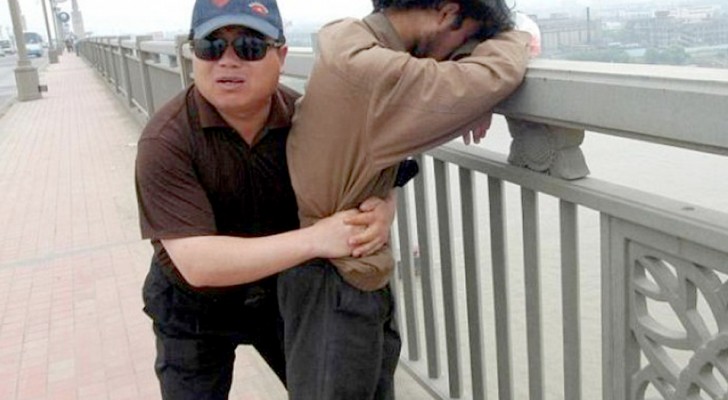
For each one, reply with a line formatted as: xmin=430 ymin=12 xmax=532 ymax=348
xmin=6 ymin=0 xmax=41 ymax=101
xmin=71 ymin=0 xmax=85 ymax=39
xmin=41 ymin=0 xmax=59 ymax=63
xmin=50 ymin=0 xmax=63 ymax=52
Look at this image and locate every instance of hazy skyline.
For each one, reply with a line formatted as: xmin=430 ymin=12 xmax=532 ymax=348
xmin=0 ymin=0 xmax=714 ymax=38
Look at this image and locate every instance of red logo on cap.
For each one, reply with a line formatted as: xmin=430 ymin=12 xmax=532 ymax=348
xmin=249 ymin=2 xmax=269 ymax=16
xmin=212 ymin=0 xmax=230 ymax=7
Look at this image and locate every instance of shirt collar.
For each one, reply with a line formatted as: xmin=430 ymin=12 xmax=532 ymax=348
xmin=362 ymin=12 xmax=407 ymax=53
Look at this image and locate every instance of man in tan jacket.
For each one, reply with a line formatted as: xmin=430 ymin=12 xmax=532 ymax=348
xmin=279 ymin=0 xmax=532 ymax=399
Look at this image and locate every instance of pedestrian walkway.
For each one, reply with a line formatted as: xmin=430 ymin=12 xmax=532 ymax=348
xmin=0 ymin=53 xmax=287 ymax=400
xmin=0 ymin=54 xmax=433 ymax=400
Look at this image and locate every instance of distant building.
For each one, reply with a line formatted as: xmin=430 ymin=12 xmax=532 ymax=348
xmin=627 ymin=13 xmax=685 ymax=48
xmin=669 ymin=5 xmax=721 ymax=21
xmin=682 ymin=18 xmax=728 ymax=46
xmin=627 ymin=10 xmax=728 ymax=48
xmin=536 ymin=13 xmax=602 ymax=54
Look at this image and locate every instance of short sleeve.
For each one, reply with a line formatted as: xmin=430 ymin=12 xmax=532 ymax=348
xmin=135 ymin=136 xmax=216 ymax=240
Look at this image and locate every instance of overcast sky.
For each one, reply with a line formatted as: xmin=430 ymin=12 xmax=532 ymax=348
xmin=0 ymin=0 xmax=642 ymax=39
xmin=0 ymin=0 xmax=377 ymax=38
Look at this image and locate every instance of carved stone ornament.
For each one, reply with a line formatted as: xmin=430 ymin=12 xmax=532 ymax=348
xmin=506 ymin=118 xmax=590 ymax=180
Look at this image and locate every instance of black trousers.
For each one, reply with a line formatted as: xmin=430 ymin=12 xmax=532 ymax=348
xmin=278 ymin=259 xmax=401 ymax=400
xmin=142 ymin=262 xmax=285 ymax=400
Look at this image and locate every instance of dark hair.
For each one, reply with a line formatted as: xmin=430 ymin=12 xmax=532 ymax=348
xmin=372 ymin=0 xmax=514 ymax=39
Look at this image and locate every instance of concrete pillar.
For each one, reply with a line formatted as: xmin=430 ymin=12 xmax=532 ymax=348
xmin=108 ymin=37 xmax=121 ymax=91
xmin=118 ymin=37 xmax=134 ymax=108
xmin=135 ymin=35 xmax=155 ymax=117
xmin=175 ymin=35 xmax=192 ymax=89
xmin=7 ymin=0 xmax=41 ymax=101
xmin=101 ymin=37 xmax=111 ymax=80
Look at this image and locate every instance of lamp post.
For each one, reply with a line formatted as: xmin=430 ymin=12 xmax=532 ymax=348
xmin=41 ymin=0 xmax=59 ymax=63
xmin=50 ymin=0 xmax=62 ymax=52
xmin=71 ymin=0 xmax=85 ymax=39
xmin=6 ymin=0 xmax=41 ymax=100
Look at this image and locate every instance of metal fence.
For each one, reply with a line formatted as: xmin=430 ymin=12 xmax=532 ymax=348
xmin=78 ymin=36 xmax=728 ymax=400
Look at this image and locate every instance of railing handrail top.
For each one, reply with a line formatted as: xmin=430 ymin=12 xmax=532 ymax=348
xmin=527 ymin=58 xmax=728 ymax=84
xmin=85 ymin=37 xmax=728 ymax=83
xmin=139 ymin=41 xmax=177 ymax=56
xmin=288 ymin=46 xmax=314 ymax=53
xmin=284 ymin=46 xmax=728 ymax=85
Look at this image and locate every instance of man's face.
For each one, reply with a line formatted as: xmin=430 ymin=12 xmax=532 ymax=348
xmin=413 ymin=17 xmax=482 ymax=61
xmin=192 ymin=26 xmax=287 ymax=116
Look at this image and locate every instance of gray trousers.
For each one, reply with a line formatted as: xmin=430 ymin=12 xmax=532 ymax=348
xmin=278 ymin=259 xmax=401 ymax=400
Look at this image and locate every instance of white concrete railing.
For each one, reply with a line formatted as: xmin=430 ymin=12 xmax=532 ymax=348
xmin=77 ymin=36 xmax=728 ymax=400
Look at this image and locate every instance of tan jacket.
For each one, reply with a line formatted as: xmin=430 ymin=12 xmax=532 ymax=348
xmin=287 ymin=13 xmax=530 ymax=291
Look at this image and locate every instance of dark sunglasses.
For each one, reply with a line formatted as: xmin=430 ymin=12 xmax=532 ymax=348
xmin=192 ymin=35 xmax=283 ymax=62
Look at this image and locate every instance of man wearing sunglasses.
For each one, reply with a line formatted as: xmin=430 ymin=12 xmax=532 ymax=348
xmin=279 ymin=0 xmax=531 ymax=399
xmin=135 ymin=0 xmax=398 ymax=399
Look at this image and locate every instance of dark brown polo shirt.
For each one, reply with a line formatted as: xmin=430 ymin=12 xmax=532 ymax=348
xmin=135 ymin=84 xmax=300 ymax=287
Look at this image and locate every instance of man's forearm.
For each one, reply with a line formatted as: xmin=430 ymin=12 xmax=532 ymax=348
xmin=467 ymin=30 xmax=531 ymax=104
xmin=162 ymin=228 xmax=321 ymax=288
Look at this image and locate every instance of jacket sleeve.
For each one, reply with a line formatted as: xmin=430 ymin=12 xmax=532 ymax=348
xmin=325 ymin=29 xmax=531 ymax=169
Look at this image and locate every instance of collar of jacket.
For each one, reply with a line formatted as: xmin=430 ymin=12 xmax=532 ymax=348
xmin=362 ymin=12 xmax=407 ymax=53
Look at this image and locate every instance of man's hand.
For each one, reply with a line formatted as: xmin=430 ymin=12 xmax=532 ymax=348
xmin=346 ymin=191 xmax=397 ymax=257
xmin=514 ymin=12 xmax=542 ymax=58
xmin=309 ymin=209 xmax=363 ymax=259
xmin=462 ymin=111 xmax=493 ymax=145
